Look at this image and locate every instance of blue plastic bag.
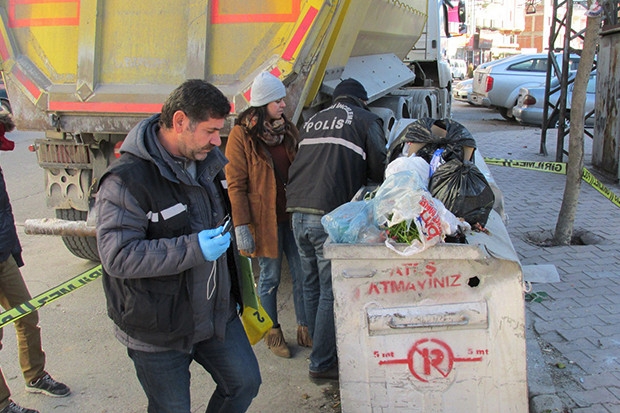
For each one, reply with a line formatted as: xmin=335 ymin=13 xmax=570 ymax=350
xmin=321 ymin=201 xmax=383 ymax=244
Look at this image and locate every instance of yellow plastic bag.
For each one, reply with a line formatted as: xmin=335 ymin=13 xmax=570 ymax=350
xmin=239 ymin=256 xmax=273 ymax=345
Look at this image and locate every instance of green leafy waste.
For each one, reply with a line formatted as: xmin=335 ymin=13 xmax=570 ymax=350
xmin=386 ymin=219 xmax=420 ymax=245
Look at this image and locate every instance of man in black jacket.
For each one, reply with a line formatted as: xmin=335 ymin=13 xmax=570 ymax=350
xmin=286 ymin=78 xmax=386 ymax=381
xmin=95 ymin=80 xmax=260 ymax=413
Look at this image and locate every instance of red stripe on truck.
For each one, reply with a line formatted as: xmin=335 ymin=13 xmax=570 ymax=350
xmin=48 ymin=101 xmax=163 ymax=114
xmin=282 ymin=6 xmax=318 ymax=61
xmin=211 ymin=0 xmax=300 ymax=24
xmin=8 ymin=0 xmax=80 ymax=28
xmin=13 ymin=66 xmax=41 ymax=99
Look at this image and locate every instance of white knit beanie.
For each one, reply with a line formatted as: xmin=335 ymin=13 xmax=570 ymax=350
xmin=249 ymin=72 xmax=286 ymax=107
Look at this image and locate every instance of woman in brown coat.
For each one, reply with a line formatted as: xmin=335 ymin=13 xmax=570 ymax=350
xmin=225 ymin=72 xmax=310 ymax=358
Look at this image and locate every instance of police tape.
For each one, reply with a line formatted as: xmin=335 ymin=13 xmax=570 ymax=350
xmin=0 ymin=265 xmax=102 ymax=329
xmin=484 ymin=157 xmax=620 ymax=209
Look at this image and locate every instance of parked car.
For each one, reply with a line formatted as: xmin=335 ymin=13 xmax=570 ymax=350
xmin=464 ymin=59 xmax=500 ymax=106
xmin=452 ymin=78 xmax=473 ymax=104
xmin=469 ymin=53 xmax=580 ymax=120
xmin=513 ymin=72 xmax=596 ymax=128
xmin=450 ymin=59 xmax=467 ymax=80
xmin=0 ymin=73 xmax=11 ymax=113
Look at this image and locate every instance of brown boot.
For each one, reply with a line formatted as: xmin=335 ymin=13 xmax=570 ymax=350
xmin=265 ymin=327 xmax=291 ymax=358
xmin=297 ymin=325 xmax=313 ymax=348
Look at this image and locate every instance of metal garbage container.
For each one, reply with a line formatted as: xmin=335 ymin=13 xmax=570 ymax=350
xmin=324 ymin=210 xmax=527 ymax=412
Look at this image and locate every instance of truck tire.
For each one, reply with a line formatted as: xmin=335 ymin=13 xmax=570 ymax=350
xmin=499 ymin=106 xmax=516 ymax=121
xmin=550 ymin=111 xmax=570 ymax=129
xmin=56 ymin=209 xmax=100 ymax=262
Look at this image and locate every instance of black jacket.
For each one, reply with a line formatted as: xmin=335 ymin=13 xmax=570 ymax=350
xmin=286 ymin=96 xmax=386 ymax=214
xmin=96 ymin=114 xmax=242 ymax=350
xmin=0 ymin=166 xmax=23 ymax=267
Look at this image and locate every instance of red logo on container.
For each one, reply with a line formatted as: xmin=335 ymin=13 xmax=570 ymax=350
xmin=379 ymin=338 xmax=483 ymax=383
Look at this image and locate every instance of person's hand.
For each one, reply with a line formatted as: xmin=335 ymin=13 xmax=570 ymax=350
xmin=234 ymin=225 xmax=255 ymax=254
xmin=198 ymin=227 xmax=231 ymax=261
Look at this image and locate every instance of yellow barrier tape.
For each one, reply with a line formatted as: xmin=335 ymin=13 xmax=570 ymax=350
xmin=0 ymin=265 xmax=103 ymax=328
xmin=581 ymin=167 xmax=620 ymax=208
xmin=483 ymin=157 xmax=620 ymax=209
xmin=483 ymin=158 xmax=567 ymax=174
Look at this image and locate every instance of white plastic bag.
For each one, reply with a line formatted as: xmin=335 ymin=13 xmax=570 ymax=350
xmin=373 ymin=170 xmax=468 ymax=255
xmin=384 ymin=155 xmax=430 ymax=187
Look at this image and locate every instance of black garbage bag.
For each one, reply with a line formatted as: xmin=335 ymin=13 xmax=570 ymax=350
xmin=429 ymin=158 xmax=495 ymax=227
xmin=386 ymin=118 xmax=477 ymax=164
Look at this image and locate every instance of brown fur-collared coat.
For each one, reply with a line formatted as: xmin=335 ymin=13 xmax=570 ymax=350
xmin=225 ymin=121 xmax=299 ymax=258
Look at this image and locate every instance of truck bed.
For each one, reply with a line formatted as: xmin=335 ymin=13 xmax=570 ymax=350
xmin=0 ymin=0 xmax=429 ymax=133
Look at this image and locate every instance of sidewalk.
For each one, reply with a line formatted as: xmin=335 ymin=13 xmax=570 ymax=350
xmin=466 ymin=115 xmax=620 ymax=413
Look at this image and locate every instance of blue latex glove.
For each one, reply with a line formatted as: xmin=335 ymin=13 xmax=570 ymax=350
xmin=198 ymin=227 xmax=231 ymax=261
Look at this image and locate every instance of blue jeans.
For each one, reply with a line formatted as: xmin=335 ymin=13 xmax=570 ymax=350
xmin=257 ymin=221 xmax=307 ymax=327
xmin=128 ymin=316 xmax=261 ymax=413
xmin=291 ymin=212 xmax=337 ymax=373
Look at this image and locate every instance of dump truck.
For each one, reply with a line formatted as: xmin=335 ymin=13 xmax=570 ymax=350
xmin=0 ymin=0 xmax=459 ymax=261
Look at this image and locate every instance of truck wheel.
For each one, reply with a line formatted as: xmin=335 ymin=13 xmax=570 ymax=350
xmin=550 ymin=111 xmax=570 ymax=129
xmin=499 ymin=106 xmax=515 ymax=121
xmin=56 ymin=209 xmax=100 ymax=262
xmin=498 ymin=107 xmax=509 ymax=119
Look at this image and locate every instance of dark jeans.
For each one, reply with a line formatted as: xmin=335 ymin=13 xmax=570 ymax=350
xmin=128 ymin=316 xmax=261 ymax=413
xmin=291 ymin=212 xmax=337 ymax=373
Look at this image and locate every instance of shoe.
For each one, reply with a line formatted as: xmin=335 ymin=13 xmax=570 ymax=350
xmin=265 ymin=327 xmax=291 ymax=358
xmin=309 ymin=364 xmax=339 ymax=382
xmin=297 ymin=325 xmax=313 ymax=348
xmin=0 ymin=400 xmax=39 ymax=413
xmin=25 ymin=372 xmax=71 ymax=397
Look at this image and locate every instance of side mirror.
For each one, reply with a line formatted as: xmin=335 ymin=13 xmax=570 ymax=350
xmin=458 ymin=0 xmax=467 ymax=22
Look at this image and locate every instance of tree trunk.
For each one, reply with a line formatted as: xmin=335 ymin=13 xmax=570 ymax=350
xmin=553 ymin=9 xmax=601 ymax=245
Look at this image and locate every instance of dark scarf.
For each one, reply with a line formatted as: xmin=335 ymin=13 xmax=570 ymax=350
xmin=241 ymin=108 xmax=286 ymax=146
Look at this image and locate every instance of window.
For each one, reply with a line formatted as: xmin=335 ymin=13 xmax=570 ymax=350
xmin=508 ymin=58 xmax=548 ymax=72
xmin=568 ymin=59 xmax=581 ymax=70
